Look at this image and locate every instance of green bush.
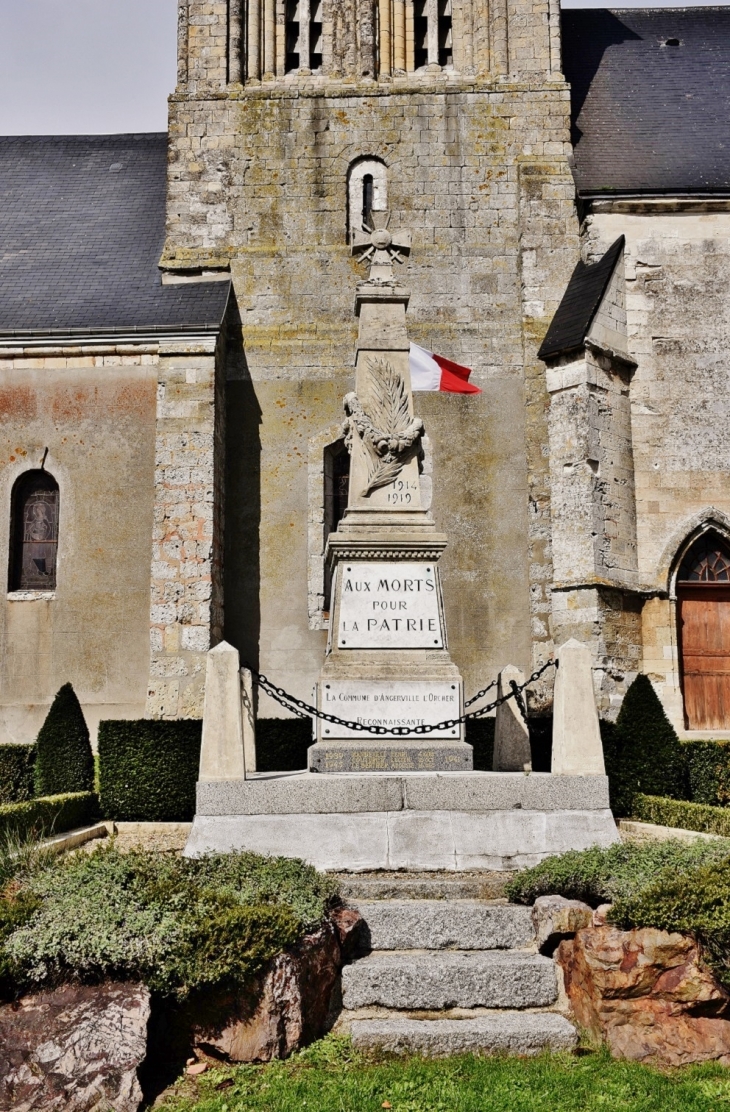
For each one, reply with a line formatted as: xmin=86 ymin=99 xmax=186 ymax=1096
xmin=256 ymin=718 xmax=312 ymax=772
xmin=605 ymin=674 xmax=687 ymax=815
xmin=3 ymin=845 xmax=338 ymax=1000
xmin=0 ymin=792 xmax=99 ymax=842
xmin=632 ymin=793 xmax=730 ymax=838
xmin=610 ymin=857 xmax=730 ymax=986
xmin=0 ymin=744 xmax=35 ymax=804
xmin=506 ymin=837 xmax=730 ymax=908
xmin=34 ymin=684 xmax=94 ymax=797
xmin=684 ymin=740 xmax=730 ymax=807
xmin=98 ymin=719 xmax=202 ymax=821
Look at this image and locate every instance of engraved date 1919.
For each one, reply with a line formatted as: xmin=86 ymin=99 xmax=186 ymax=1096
xmin=385 ymin=479 xmax=419 ymax=504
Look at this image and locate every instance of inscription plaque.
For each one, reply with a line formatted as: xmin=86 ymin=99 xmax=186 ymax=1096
xmin=320 ymin=680 xmax=460 ymax=739
xmin=337 ymin=560 xmax=444 ymax=649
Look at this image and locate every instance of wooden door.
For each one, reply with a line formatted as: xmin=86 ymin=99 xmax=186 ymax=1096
xmin=679 ymin=586 xmax=730 ymax=730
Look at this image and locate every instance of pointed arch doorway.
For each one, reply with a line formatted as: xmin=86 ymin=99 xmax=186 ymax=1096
xmin=677 ymin=531 xmax=730 ymax=730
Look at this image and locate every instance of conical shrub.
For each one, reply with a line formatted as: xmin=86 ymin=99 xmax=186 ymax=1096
xmin=34 ymin=683 xmax=94 ymax=796
xmin=606 ymin=673 xmax=687 ymax=816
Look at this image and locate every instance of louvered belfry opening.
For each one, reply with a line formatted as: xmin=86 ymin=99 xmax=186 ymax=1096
xmin=677 ymin=532 xmax=730 ymax=730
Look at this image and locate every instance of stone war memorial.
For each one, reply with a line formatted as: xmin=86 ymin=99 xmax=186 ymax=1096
xmin=186 ymin=219 xmax=616 ymax=869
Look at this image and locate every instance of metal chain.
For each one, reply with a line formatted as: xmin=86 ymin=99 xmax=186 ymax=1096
xmin=464 ymin=678 xmax=498 ymax=707
xmin=243 ymin=659 xmax=555 ymax=738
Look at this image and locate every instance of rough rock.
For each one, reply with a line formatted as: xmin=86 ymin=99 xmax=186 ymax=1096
xmin=0 ymin=982 xmax=150 ymax=1112
xmin=330 ymin=906 xmax=364 ymax=960
xmin=532 ymin=894 xmax=593 ymax=955
xmin=558 ymin=925 xmax=730 ymax=1066
xmin=192 ymin=921 xmax=341 ymax=1062
xmin=593 ymin=904 xmax=612 ymax=927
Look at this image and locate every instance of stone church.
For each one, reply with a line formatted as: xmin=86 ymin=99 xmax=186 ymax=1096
xmin=0 ymin=2 xmax=729 ymax=746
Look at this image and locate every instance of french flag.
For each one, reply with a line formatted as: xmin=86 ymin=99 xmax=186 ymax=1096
xmin=409 ymin=343 xmax=481 ymax=394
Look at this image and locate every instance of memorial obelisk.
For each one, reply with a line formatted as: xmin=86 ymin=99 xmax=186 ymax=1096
xmin=309 ymin=214 xmax=472 ymax=773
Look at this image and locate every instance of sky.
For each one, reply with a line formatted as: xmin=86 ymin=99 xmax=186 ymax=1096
xmin=0 ymin=0 xmax=726 ymax=135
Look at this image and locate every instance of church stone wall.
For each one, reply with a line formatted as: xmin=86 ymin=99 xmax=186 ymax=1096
xmin=163 ymin=76 xmax=578 ymax=711
xmin=146 ymin=335 xmax=227 ymax=722
xmin=0 ymin=349 xmax=158 ymax=745
xmin=585 ymin=205 xmax=730 ymax=732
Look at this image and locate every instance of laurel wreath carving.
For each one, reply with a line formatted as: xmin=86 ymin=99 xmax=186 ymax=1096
xmin=343 ymin=358 xmax=424 ymax=496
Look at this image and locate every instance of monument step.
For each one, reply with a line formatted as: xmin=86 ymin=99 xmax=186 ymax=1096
xmin=353 ymin=899 xmax=534 ymax=951
xmin=347 ymin=1013 xmax=577 ymax=1056
xmin=341 ymin=950 xmax=557 ymax=1011
xmin=336 ymin=871 xmax=513 ymax=901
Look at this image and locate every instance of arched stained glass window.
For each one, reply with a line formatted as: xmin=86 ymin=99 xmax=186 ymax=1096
xmin=678 ymin=532 xmax=730 ymax=583
xmin=9 ymin=470 xmax=59 ymax=591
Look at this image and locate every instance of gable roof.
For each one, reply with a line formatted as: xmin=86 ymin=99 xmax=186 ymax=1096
xmin=0 ymin=133 xmax=230 ymax=338
xmin=562 ymin=8 xmax=730 ymax=195
xmin=537 ymin=236 xmax=625 ymax=361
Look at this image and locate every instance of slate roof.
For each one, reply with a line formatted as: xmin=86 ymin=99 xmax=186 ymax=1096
xmin=562 ymin=8 xmax=730 ymax=195
xmin=537 ymin=236 xmax=625 ymax=360
xmin=0 ymin=134 xmax=230 ymax=336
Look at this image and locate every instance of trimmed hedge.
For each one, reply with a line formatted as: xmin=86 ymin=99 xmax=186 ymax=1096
xmin=684 ymin=740 xmax=730 ymax=807
xmin=0 ymin=792 xmax=99 ymax=841
xmin=632 ymin=792 xmax=730 ymax=838
xmin=506 ymin=837 xmax=730 ymax=908
xmin=603 ymin=674 xmax=687 ymax=816
xmin=34 ymin=684 xmax=94 ymax=797
xmin=0 ymin=745 xmax=35 ymax=805
xmin=98 ymin=719 xmax=202 ymax=822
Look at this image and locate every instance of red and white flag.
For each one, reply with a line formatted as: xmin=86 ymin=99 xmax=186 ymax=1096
xmin=409 ymin=343 xmax=481 ymax=395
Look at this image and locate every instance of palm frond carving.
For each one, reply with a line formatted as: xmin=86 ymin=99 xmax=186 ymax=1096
xmin=343 ymin=359 xmax=424 ymax=496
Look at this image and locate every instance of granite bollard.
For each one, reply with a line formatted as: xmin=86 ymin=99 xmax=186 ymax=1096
xmin=199 ymin=641 xmax=248 ymax=780
xmin=551 ymin=639 xmax=605 ymax=776
xmin=493 ymin=665 xmax=531 ymax=772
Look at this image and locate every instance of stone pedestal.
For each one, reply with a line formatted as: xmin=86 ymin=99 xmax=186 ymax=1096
xmin=185 ymin=771 xmax=619 ymax=870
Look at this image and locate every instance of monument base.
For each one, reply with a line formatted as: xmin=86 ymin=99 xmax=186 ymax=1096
xmin=184 ymin=771 xmax=618 ymax=871
xmin=308 ymin=739 xmax=473 ymax=773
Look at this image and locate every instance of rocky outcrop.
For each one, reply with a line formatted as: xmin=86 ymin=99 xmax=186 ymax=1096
xmin=190 ymin=917 xmax=351 ymax=1063
xmin=0 ymin=909 xmax=363 ymax=1107
xmin=0 ymin=982 xmax=150 ymax=1112
xmin=558 ymin=925 xmax=730 ymax=1067
xmin=532 ymin=895 xmax=593 ymax=955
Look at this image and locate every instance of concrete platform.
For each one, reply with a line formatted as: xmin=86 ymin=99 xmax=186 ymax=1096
xmin=185 ymin=770 xmax=618 ymax=869
xmin=348 ymin=1013 xmax=578 ymax=1056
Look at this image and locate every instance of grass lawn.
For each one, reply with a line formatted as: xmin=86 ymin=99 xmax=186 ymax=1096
xmin=157 ymin=1035 xmax=730 ymax=1112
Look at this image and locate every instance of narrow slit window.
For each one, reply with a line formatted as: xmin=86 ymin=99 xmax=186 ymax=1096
xmin=438 ymin=0 xmax=452 ymax=66
xmin=285 ymin=0 xmax=300 ymax=71
xmin=323 ymin=441 xmax=350 ymax=613
xmin=9 ymin=470 xmax=59 ymax=592
xmin=310 ymin=0 xmax=323 ymax=69
xmin=414 ymin=0 xmax=428 ymax=68
xmin=362 ymin=174 xmax=374 ymax=228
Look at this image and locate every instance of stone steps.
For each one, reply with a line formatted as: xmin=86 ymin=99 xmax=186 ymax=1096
xmin=349 ymin=1013 xmax=578 ymax=1056
xmin=341 ymin=950 xmax=558 ymax=1011
xmin=336 ymin=885 xmax=576 ymax=1057
xmin=352 ymin=899 xmax=534 ymax=951
xmin=337 ymin=871 xmax=512 ymax=902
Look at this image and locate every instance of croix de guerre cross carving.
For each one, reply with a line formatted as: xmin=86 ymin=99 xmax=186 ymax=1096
xmin=352 ymin=211 xmax=411 ymax=282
